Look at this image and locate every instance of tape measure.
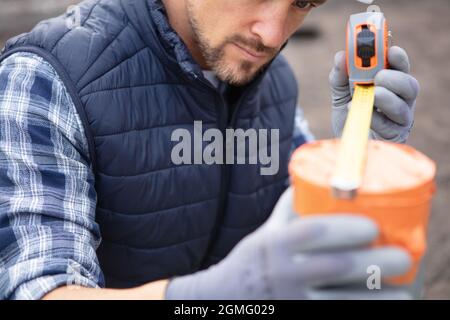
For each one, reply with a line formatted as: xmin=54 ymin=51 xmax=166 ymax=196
xmin=331 ymin=10 xmax=389 ymax=199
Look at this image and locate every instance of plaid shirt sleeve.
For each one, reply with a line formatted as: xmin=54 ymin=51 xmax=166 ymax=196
xmin=0 ymin=52 xmax=103 ymax=300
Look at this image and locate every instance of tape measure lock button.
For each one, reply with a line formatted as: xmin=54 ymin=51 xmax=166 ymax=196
xmin=357 ymin=26 xmax=376 ymax=67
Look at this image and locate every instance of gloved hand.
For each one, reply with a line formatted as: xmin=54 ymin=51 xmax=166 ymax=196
xmin=330 ymin=46 xmax=420 ymax=143
xmin=165 ymin=188 xmax=412 ymax=300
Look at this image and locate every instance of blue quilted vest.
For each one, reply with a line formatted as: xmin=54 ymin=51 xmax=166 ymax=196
xmin=1 ymin=0 xmax=301 ymax=288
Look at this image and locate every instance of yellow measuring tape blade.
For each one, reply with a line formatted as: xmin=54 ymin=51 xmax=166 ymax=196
xmin=331 ymin=84 xmax=375 ymax=199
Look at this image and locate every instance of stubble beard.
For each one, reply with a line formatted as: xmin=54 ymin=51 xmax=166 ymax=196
xmin=186 ymin=3 xmax=276 ymax=86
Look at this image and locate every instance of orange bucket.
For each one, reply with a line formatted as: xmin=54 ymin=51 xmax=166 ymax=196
xmin=289 ymin=140 xmax=436 ymax=284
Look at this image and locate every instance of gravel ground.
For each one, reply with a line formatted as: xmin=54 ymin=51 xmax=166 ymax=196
xmin=1 ymin=0 xmax=449 ymax=299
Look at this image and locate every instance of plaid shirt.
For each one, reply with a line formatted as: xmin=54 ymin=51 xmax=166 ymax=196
xmin=0 ymin=52 xmax=313 ymax=300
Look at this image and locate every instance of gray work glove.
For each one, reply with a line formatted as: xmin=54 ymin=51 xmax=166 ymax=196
xmin=165 ymin=188 xmax=412 ymax=300
xmin=330 ymin=46 xmax=420 ymax=143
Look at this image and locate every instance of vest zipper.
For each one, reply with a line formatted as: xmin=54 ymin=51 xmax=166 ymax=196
xmin=186 ymin=72 xmax=261 ymax=269
xmin=191 ymin=75 xmax=230 ymax=269
xmin=196 ymin=75 xmax=258 ymax=269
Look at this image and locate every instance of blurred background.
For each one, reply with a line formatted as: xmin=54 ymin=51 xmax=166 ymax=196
xmin=1 ymin=0 xmax=449 ymax=299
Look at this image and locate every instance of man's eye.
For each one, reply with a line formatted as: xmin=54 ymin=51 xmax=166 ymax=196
xmin=293 ymin=1 xmax=316 ymax=10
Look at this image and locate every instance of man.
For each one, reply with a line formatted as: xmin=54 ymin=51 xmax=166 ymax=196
xmin=0 ymin=0 xmax=419 ymax=299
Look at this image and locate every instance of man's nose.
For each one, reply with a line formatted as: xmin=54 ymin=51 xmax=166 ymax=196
xmin=250 ymin=7 xmax=289 ymax=49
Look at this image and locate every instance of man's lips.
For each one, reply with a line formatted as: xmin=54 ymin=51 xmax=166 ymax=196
xmin=232 ymin=42 xmax=268 ymax=61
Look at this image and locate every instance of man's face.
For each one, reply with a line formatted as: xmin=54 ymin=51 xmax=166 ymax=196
xmin=186 ymin=0 xmax=325 ymax=85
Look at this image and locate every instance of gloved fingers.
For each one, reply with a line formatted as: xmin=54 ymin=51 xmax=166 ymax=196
xmin=375 ymin=69 xmax=420 ymax=104
xmin=370 ymin=111 xmax=409 ymax=141
xmin=329 ymin=51 xmax=350 ymax=96
xmin=331 ymin=107 xmax=348 ymax=138
xmin=329 ymin=51 xmax=349 ymax=88
xmin=277 ymin=215 xmax=379 ymax=254
xmin=329 ymin=51 xmax=352 ymax=108
xmin=305 ymin=247 xmax=412 ymax=288
xmin=387 ymin=46 xmax=411 ymax=74
xmin=374 ymin=86 xmax=413 ymax=126
xmin=308 ymin=286 xmax=412 ymax=300
xmin=270 ymin=252 xmax=352 ymax=298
